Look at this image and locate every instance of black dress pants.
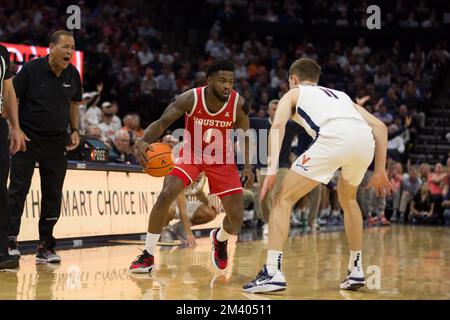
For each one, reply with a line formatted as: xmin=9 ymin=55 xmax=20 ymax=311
xmin=8 ymin=130 xmax=68 ymax=248
xmin=0 ymin=118 xmax=10 ymax=256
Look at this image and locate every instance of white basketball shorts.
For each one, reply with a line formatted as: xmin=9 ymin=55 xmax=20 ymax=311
xmin=291 ymin=119 xmax=375 ymax=186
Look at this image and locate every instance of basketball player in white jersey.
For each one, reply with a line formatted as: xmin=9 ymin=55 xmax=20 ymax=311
xmin=243 ymin=58 xmax=392 ymax=293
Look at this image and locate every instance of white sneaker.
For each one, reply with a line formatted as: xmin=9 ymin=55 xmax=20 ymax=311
xmin=340 ymin=267 xmax=365 ymax=290
xmin=242 ymin=265 xmax=286 ymax=293
xmin=263 ymin=224 xmax=269 ymax=236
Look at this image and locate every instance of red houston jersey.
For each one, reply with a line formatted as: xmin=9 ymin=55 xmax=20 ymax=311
xmin=181 ymin=86 xmax=239 ymax=164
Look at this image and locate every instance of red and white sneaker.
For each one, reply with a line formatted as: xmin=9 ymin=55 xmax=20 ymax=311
xmin=210 ymin=229 xmax=228 ymax=270
xmin=380 ymin=215 xmax=391 ymax=226
xmin=129 ymin=250 xmax=154 ymax=274
xmin=367 ymin=216 xmax=378 ymax=226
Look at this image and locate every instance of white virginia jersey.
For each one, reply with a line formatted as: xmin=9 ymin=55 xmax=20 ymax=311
xmin=292 ymin=84 xmax=366 ymax=139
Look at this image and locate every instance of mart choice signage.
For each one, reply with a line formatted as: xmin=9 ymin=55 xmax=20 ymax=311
xmin=14 ymin=168 xmax=222 ymax=241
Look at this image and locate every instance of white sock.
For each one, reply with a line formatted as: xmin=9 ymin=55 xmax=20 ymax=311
xmin=145 ymin=232 xmax=160 ymax=255
xmin=266 ymin=250 xmax=283 ymax=275
xmin=332 ymin=210 xmax=340 ymax=217
xmin=320 ymin=207 xmax=331 ymax=218
xmin=348 ymin=250 xmax=362 ymax=272
xmin=216 ymin=224 xmax=231 ymax=242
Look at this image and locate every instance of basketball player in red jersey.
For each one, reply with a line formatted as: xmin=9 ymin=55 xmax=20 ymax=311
xmin=129 ymin=59 xmax=253 ymax=273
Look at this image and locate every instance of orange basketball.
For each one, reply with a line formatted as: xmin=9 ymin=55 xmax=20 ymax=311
xmin=143 ymin=142 xmax=174 ymax=177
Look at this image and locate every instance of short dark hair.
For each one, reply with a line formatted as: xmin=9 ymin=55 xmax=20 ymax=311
xmin=50 ymin=30 xmax=74 ymax=44
xmin=289 ymin=58 xmax=321 ymax=83
xmin=206 ymin=59 xmax=235 ymax=77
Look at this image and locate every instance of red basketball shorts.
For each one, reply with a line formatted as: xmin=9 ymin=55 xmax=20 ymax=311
xmin=169 ymin=161 xmax=243 ymax=198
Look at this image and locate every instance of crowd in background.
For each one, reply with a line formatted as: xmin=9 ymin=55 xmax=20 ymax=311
xmin=1 ymin=0 xmax=449 ymax=227
xmin=207 ymin=0 xmax=447 ymax=28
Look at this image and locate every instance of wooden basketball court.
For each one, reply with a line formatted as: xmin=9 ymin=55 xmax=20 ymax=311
xmin=1 ymin=225 xmax=449 ymax=300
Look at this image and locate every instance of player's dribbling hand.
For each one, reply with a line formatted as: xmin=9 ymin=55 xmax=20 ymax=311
xmin=260 ymin=174 xmax=276 ymax=202
xmin=366 ymin=171 xmax=393 ymax=197
xmin=135 ymin=139 xmax=151 ymax=167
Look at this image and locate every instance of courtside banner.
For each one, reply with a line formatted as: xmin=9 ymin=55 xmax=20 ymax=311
xmin=0 ymin=42 xmax=83 ymax=80
xmin=15 ymin=168 xmax=223 ymax=241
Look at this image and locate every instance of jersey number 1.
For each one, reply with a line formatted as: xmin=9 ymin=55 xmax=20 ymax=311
xmin=319 ymin=87 xmax=339 ymax=99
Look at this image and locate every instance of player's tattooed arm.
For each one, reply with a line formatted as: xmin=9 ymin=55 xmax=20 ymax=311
xmin=136 ymin=90 xmax=194 ymax=165
xmin=142 ymin=91 xmax=194 ymax=144
xmin=235 ymin=96 xmax=254 ymax=188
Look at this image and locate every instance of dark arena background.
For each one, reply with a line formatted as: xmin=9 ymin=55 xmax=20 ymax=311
xmin=0 ymin=0 xmax=449 ymax=310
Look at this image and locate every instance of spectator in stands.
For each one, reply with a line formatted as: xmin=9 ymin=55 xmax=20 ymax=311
xmin=123 ymin=114 xmax=144 ymax=142
xmin=138 ymin=17 xmax=158 ymax=42
xmin=270 ymin=66 xmax=288 ymax=90
xmin=410 ymin=43 xmax=426 ymax=70
xmin=156 ymin=64 xmax=177 ymax=101
xmin=410 ymin=182 xmax=434 ymax=223
xmin=193 ymin=71 xmax=207 ymax=87
xmin=401 ymin=80 xmax=421 ymax=111
xmin=234 ymin=57 xmax=248 ymax=80
xmin=137 ymin=41 xmax=154 ymax=67
xmin=85 ymin=125 xmax=103 ymax=140
xmin=419 ymin=163 xmax=431 ymax=181
xmin=357 ymin=160 xmax=389 ymax=226
xmin=382 ymin=87 xmax=399 ymax=114
xmin=176 ymin=67 xmax=193 ymax=91
xmin=109 ymin=130 xmax=138 ymax=165
xmin=209 ymin=40 xmax=231 ymax=60
xmin=263 ymin=8 xmax=279 ymax=23
xmin=158 ymin=44 xmax=174 ymax=65
xmin=82 ymin=83 xmax=103 ymax=130
xmin=79 ymin=92 xmax=95 ymax=134
xmin=393 ymin=165 xmax=422 ymax=223
xmin=374 ymin=102 xmax=394 ymax=125
xmin=374 ymin=65 xmax=391 ymax=88
xmin=428 ymin=163 xmax=446 ymax=223
xmin=243 ymin=32 xmax=262 ymax=53
xmin=205 ymin=31 xmax=225 ymax=57
xmin=98 ymin=102 xmax=118 ymax=145
xmin=391 ymin=40 xmax=402 ymax=65
xmin=352 ymin=37 xmax=371 ymax=62
xmin=387 ymin=124 xmax=405 ymax=162
xmin=400 ymin=12 xmax=419 ymax=28
xmin=421 ymin=12 xmax=439 ymax=28
xmin=109 ymin=101 xmax=122 ymax=132
xmin=388 ymin=161 xmax=403 ymax=220
xmin=302 ymin=43 xmax=318 ymax=61
xmin=140 ymin=66 xmax=157 ymax=96
xmin=131 ymin=114 xmax=144 ymax=138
